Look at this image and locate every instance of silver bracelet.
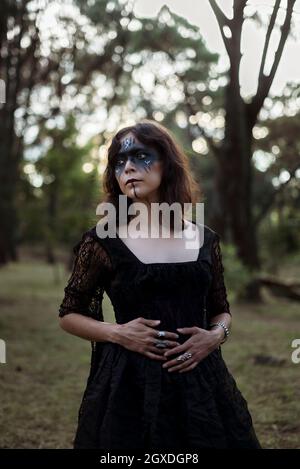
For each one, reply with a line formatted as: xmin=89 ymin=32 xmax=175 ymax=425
xmin=209 ymin=321 xmax=230 ymax=344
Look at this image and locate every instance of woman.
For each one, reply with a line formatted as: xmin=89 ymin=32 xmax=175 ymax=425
xmin=58 ymin=120 xmax=262 ymax=449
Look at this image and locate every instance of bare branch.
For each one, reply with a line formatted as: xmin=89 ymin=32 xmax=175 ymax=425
xmin=268 ymin=0 xmax=296 ymax=87
xmin=257 ymin=0 xmax=281 ymax=86
xmin=208 ymin=0 xmax=231 ymax=56
xmin=250 ymin=0 xmax=297 ymax=123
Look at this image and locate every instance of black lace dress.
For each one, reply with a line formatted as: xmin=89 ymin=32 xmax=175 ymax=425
xmin=58 ymin=222 xmax=261 ymax=449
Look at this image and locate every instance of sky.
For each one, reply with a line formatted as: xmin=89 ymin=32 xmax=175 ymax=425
xmin=134 ymin=0 xmax=300 ymax=98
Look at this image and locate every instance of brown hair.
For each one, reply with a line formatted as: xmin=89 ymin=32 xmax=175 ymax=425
xmin=100 ymin=119 xmax=203 ymax=230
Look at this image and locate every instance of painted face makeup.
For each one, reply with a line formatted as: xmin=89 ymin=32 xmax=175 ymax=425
xmin=114 ymin=136 xmax=161 ymax=177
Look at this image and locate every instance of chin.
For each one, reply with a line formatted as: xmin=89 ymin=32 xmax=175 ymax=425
xmin=127 ymin=188 xmax=147 ymax=197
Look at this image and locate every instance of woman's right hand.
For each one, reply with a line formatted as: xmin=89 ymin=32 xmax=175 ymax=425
xmin=114 ymin=317 xmax=180 ymax=361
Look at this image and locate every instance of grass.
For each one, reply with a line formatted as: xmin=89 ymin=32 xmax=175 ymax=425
xmin=0 ymin=258 xmax=299 ymax=449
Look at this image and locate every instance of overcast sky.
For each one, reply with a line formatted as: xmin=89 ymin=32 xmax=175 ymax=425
xmin=134 ymin=0 xmax=300 ymax=98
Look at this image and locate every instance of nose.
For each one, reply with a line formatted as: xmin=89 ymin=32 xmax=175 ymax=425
xmin=124 ymin=157 xmax=138 ymax=174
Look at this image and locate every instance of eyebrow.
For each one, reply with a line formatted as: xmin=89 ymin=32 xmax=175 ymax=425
xmin=117 ymin=144 xmax=150 ymax=155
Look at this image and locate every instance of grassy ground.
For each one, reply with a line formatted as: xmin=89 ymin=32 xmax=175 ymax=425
xmin=0 ymin=258 xmax=299 ymax=449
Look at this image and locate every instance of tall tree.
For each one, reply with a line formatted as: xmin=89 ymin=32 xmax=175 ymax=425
xmin=0 ymin=0 xmax=61 ymax=264
xmin=208 ymin=0 xmax=297 ymax=299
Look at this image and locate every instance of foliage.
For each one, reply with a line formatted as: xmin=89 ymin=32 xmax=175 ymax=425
xmin=220 ymin=242 xmax=254 ymax=303
xmin=21 ymin=114 xmax=101 ymax=250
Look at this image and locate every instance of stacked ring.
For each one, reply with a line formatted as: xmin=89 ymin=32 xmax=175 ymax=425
xmin=155 ymin=340 xmax=168 ymax=349
xmin=176 ymin=352 xmax=192 ymax=362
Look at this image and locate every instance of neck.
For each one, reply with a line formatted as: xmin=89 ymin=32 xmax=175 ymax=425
xmin=128 ymin=202 xmax=184 ymax=237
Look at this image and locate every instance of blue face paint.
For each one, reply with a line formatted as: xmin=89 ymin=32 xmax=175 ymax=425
xmin=114 ymin=137 xmax=161 ymax=177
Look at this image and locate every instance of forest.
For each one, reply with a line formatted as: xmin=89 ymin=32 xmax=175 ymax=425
xmin=0 ymin=0 xmax=299 ymax=449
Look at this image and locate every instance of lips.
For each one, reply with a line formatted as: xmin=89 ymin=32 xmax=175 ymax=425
xmin=126 ymin=179 xmax=141 ymax=185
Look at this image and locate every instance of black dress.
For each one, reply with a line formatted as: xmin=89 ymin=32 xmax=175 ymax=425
xmin=58 ymin=222 xmax=262 ymax=449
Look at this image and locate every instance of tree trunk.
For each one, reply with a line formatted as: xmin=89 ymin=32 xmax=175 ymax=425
xmin=0 ymin=113 xmax=20 ymax=265
xmin=213 ymin=82 xmax=262 ymax=301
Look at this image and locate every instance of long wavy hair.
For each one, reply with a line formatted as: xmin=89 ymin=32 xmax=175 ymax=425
xmin=100 ymin=119 xmax=203 ymax=231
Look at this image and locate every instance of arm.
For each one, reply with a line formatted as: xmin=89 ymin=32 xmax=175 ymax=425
xmin=208 ymin=313 xmax=232 ymax=346
xmin=206 ymin=232 xmax=232 ymax=347
xmin=58 ymin=234 xmax=123 ymax=344
xmin=59 ymin=313 xmax=122 ymax=344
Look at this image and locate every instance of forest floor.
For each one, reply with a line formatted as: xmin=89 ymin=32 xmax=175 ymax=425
xmin=0 ymin=255 xmax=299 ymax=449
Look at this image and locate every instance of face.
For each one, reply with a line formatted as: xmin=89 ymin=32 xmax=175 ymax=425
xmin=113 ymin=132 xmax=163 ymax=202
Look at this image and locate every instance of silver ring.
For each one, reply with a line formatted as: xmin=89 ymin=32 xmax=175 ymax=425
xmin=157 ymin=330 xmax=166 ymax=338
xmin=176 ymin=352 xmax=192 ymax=362
xmin=155 ymin=340 xmax=168 ymax=349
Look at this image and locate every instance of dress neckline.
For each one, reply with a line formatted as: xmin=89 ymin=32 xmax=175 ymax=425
xmin=115 ymin=220 xmax=202 ymax=266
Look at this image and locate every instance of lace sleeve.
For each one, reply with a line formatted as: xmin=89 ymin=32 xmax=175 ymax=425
xmin=206 ymin=232 xmax=231 ymax=321
xmin=58 ymin=233 xmax=112 ymax=318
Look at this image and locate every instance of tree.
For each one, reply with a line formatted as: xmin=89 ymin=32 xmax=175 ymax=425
xmin=207 ymin=0 xmax=297 ymax=299
xmin=0 ymin=0 xmax=66 ymax=264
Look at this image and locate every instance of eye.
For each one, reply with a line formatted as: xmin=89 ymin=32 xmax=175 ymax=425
xmin=115 ymin=157 xmax=125 ymax=166
xmin=136 ymin=152 xmax=147 ymax=159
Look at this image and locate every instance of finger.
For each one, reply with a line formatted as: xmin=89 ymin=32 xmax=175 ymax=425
xmin=162 ymin=348 xmax=195 ymax=368
xmin=148 ymin=345 xmax=167 ymax=356
xmin=162 ymin=356 xmax=186 ymax=369
xmin=149 ymin=342 xmax=180 ymax=356
xmin=140 ymin=318 xmax=161 ymax=326
xmin=166 ymin=341 xmax=181 ymax=348
xmin=163 ymin=344 xmax=187 ymax=358
xmin=156 ymin=338 xmax=181 ymax=346
xmin=165 ymin=360 xmax=196 ymax=373
xmin=145 ymin=350 xmax=167 ymax=361
xmin=151 ymin=330 xmax=180 ymax=340
xmin=151 ymin=341 xmax=180 ymax=349
xmin=176 ymin=327 xmax=196 ymax=334
xmin=179 ymin=362 xmax=198 ymax=373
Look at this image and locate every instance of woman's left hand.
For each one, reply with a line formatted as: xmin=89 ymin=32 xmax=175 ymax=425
xmin=162 ymin=326 xmax=224 ymax=373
